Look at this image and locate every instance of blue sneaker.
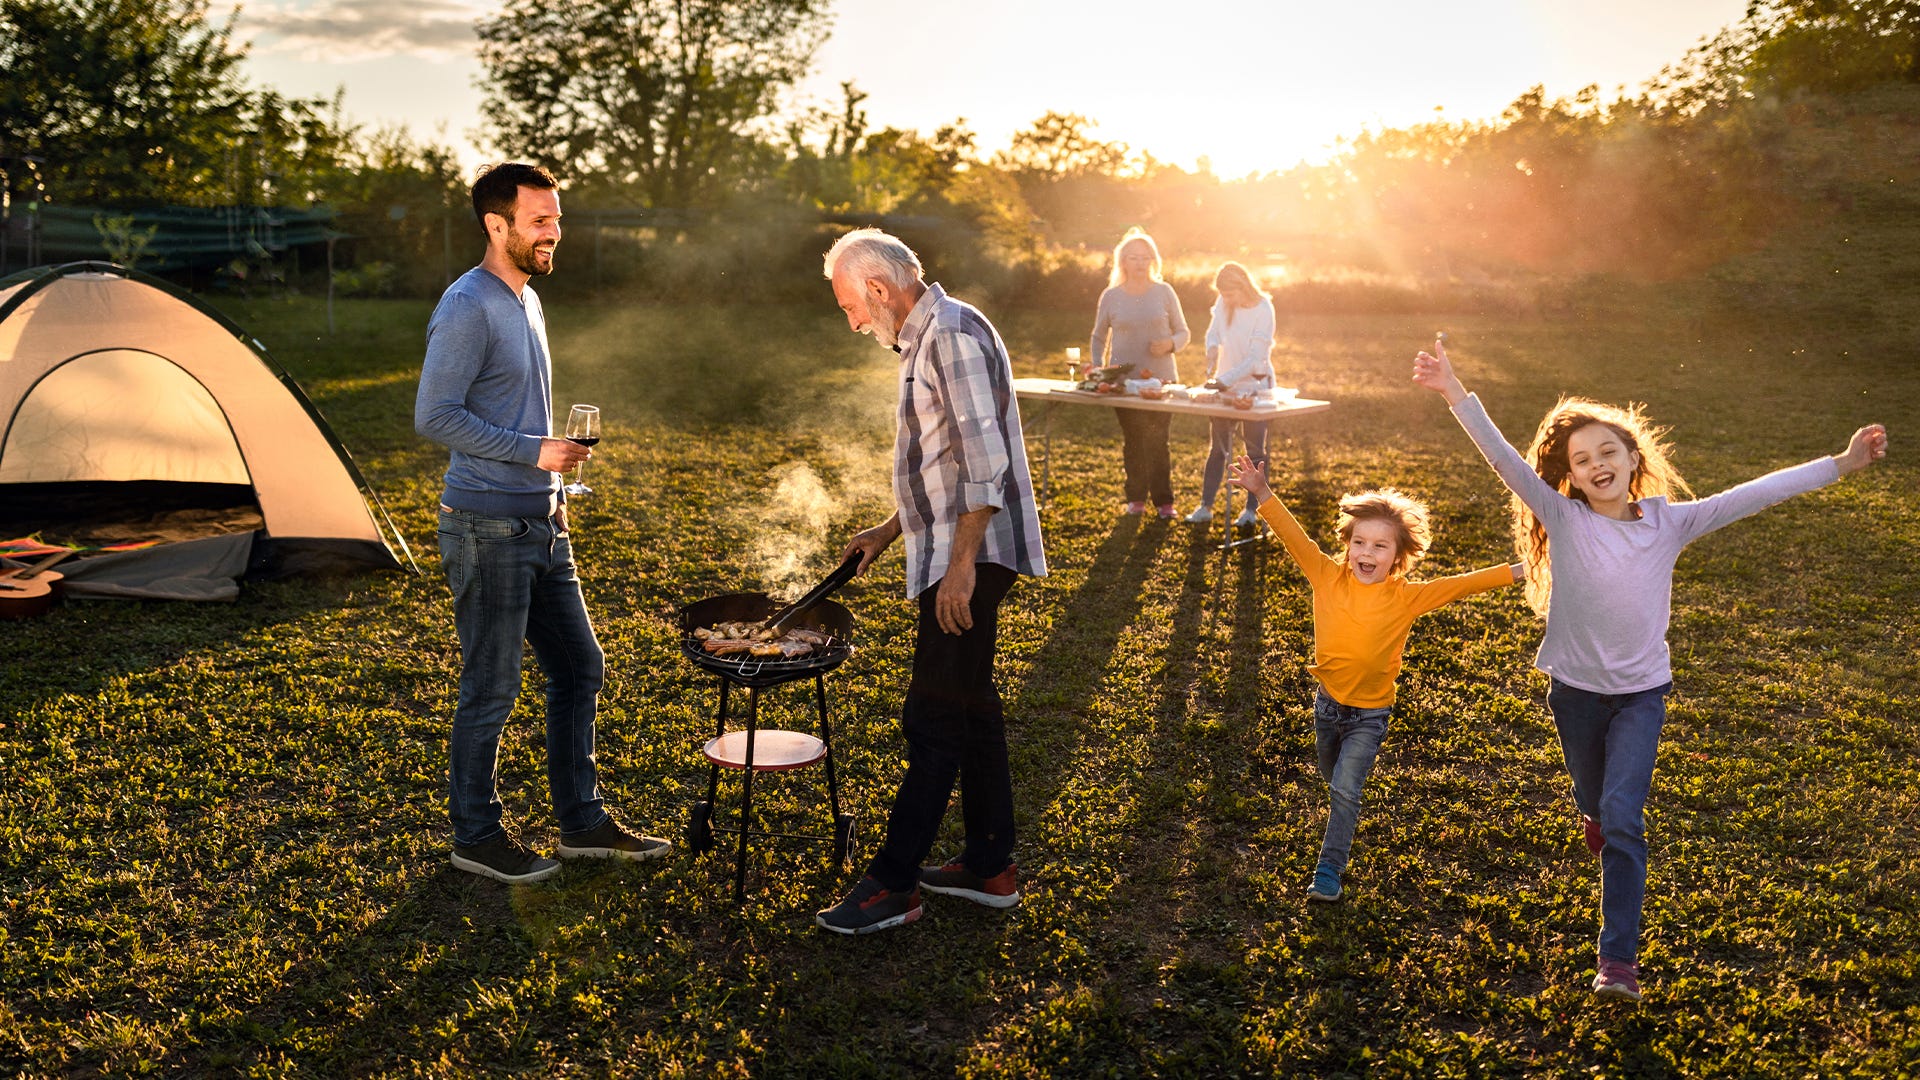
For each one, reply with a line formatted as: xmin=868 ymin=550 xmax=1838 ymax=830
xmin=1306 ymin=864 xmax=1342 ymax=903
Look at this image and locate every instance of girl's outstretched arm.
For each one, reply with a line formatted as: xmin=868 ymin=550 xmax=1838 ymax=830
xmin=1670 ymin=423 xmax=1888 ymax=544
xmin=1411 ymin=339 xmax=1566 ymax=522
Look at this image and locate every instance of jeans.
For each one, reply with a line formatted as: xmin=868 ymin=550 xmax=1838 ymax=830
xmin=1547 ymin=678 xmax=1670 ymax=964
xmin=437 ymin=507 xmax=607 ymax=848
xmin=1313 ymin=688 xmax=1392 ymax=875
xmin=1199 ymin=418 xmax=1270 ymax=507
xmin=868 ymin=563 xmax=1018 ymax=892
xmin=1116 ymin=407 xmax=1173 ymax=506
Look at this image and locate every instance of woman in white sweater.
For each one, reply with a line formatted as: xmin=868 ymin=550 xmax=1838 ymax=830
xmin=1187 ymin=262 xmax=1275 ymax=527
xmin=1088 ymin=227 xmax=1189 ymax=517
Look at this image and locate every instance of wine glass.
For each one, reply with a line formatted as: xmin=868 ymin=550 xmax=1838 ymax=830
xmin=563 ymin=404 xmax=599 ymax=496
xmin=1066 ymin=346 xmax=1081 ymax=383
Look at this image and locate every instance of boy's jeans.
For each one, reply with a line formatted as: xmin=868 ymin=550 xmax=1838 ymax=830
xmin=1547 ymin=678 xmax=1670 ymax=964
xmin=1313 ymin=688 xmax=1392 ymax=875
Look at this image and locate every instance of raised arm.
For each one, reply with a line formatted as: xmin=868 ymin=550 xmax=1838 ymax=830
xmin=1669 ymin=423 xmax=1887 ymax=544
xmin=1229 ymin=455 xmax=1335 ymax=583
xmin=1411 ymin=338 xmax=1566 ymax=523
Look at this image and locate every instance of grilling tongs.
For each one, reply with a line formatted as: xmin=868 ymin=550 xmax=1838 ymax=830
xmin=763 ymin=551 xmax=864 ymax=637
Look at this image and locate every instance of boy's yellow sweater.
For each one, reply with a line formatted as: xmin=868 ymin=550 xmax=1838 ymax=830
xmin=1258 ymin=495 xmax=1516 ymax=708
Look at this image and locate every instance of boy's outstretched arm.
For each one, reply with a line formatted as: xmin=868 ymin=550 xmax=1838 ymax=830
xmin=1411 ymin=336 xmax=1468 ymax=404
xmin=1228 ymin=454 xmax=1273 ymax=505
xmin=1834 ymin=424 xmax=1890 ymax=475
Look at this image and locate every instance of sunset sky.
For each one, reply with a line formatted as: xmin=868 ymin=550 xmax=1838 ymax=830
xmin=238 ymin=0 xmax=1752 ymax=179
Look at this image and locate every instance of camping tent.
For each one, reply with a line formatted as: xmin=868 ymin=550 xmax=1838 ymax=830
xmin=0 ymin=261 xmax=413 ymax=600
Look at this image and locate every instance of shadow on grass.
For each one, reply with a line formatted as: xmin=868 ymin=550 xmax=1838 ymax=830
xmin=0 ymin=576 xmax=375 ymax=718
xmin=164 ymin=865 xmax=543 ymax=1073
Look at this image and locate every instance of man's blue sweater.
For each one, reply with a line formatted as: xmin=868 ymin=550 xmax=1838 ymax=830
xmin=415 ymin=267 xmax=560 ymax=518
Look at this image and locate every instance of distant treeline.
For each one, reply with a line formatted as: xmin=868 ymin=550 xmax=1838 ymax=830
xmin=4 ymin=0 xmax=1916 ymax=305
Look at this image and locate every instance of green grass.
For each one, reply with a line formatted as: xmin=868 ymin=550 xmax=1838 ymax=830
xmin=1 ymin=284 xmax=1915 ymax=1078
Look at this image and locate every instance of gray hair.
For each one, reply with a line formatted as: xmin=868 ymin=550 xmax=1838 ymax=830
xmin=823 ymin=228 xmax=924 ymax=291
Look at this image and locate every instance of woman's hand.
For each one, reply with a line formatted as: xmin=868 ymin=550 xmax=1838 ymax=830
xmin=1835 ymin=423 xmax=1889 ymax=475
xmin=1228 ymin=455 xmax=1272 ymax=503
xmin=1149 ymin=337 xmax=1176 ymax=357
xmin=1411 ymin=337 xmax=1468 ymax=405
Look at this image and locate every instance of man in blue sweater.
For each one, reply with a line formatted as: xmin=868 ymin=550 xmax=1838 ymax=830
xmin=416 ymin=161 xmax=669 ymax=883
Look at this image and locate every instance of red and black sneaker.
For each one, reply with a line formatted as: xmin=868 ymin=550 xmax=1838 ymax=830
xmin=918 ymin=859 xmax=1020 ymax=909
xmin=1582 ymin=815 xmax=1604 ymax=857
xmin=815 ymin=875 xmax=924 ymax=935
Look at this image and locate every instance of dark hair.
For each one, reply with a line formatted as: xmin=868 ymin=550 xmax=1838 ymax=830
xmin=470 ymin=162 xmax=558 ymax=231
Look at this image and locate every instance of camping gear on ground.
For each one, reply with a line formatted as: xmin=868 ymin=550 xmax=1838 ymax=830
xmin=0 ymin=261 xmax=413 ymax=600
xmin=0 ymin=551 xmax=74 ymax=618
xmin=680 ymin=589 xmax=857 ymax=903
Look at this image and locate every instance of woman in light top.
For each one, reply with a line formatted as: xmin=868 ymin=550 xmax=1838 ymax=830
xmin=1188 ymin=261 xmax=1275 ymax=528
xmin=1088 ymin=227 xmax=1190 ymax=518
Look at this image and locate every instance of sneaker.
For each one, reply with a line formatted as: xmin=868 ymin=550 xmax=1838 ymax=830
xmin=1306 ymin=864 xmax=1343 ymax=903
xmin=451 ymin=832 xmax=561 ymax=884
xmin=918 ymin=859 xmax=1021 ymax=909
xmin=1592 ymin=958 xmax=1643 ymax=1002
xmin=1122 ymin=501 xmax=1146 ymax=516
xmin=1583 ymin=815 xmax=1604 ymax=856
xmin=557 ymin=817 xmax=672 ymax=861
xmin=1184 ymin=505 xmax=1214 ymax=523
xmin=1235 ymin=506 xmax=1261 ymax=531
xmin=815 ymin=875 xmax=924 ymax=935
xmin=1156 ymin=503 xmax=1177 ymax=519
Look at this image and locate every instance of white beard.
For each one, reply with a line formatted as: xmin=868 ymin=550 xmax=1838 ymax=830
xmin=864 ymin=294 xmax=899 ymax=349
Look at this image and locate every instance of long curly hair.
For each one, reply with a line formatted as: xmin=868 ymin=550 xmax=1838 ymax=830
xmin=1515 ymin=397 xmax=1692 ymax=614
xmin=1336 ymin=488 xmax=1433 ymax=579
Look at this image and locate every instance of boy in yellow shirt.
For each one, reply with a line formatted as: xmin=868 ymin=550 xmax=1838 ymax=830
xmin=1230 ymin=456 xmax=1523 ymax=902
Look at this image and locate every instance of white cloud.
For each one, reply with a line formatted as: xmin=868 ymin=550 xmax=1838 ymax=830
xmin=237 ymin=0 xmax=486 ymax=62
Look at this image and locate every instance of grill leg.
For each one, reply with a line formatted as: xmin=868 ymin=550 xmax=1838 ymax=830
xmin=733 ymin=687 xmax=760 ymax=905
xmin=705 ymin=678 xmax=728 ymax=809
xmin=816 ymin=673 xmax=842 ymax=821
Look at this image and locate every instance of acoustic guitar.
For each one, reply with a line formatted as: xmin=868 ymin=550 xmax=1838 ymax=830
xmin=0 ymin=551 xmax=75 ymax=619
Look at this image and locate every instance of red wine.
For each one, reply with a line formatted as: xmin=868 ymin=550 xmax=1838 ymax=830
xmin=567 ymin=436 xmax=600 ymax=448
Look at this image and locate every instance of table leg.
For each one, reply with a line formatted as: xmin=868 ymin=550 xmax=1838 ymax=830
xmin=1038 ymin=402 xmax=1054 ymax=509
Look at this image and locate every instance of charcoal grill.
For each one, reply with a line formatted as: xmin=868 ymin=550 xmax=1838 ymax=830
xmin=678 ymin=590 xmax=857 ymax=903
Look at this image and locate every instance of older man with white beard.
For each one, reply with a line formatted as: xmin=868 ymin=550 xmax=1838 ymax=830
xmin=814 ymin=228 xmax=1048 ymax=935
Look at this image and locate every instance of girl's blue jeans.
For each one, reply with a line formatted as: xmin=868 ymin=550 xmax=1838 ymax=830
xmin=438 ymin=507 xmax=608 ymax=848
xmin=1547 ymin=678 xmax=1671 ymax=964
xmin=1313 ymin=687 xmax=1392 ymax=875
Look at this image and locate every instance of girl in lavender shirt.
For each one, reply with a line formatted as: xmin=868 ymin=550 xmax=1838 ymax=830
xmin=1413 ymin=337 xmax=1888 ymax=1005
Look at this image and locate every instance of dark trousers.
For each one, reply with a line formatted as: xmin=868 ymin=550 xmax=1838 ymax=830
xmin=867 ymin=562 xmax=1018 ymax=891
xmin=1116 ymin=407 xmax=1173 ymax=506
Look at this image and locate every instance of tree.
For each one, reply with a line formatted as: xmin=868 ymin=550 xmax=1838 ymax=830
xmin=475 ymin=0 xmax=830 ymax=208
xmin=0 ymin=0 xmax=344 ymax=207
xmin=995 ymin=111 xmax=1130 ymax=178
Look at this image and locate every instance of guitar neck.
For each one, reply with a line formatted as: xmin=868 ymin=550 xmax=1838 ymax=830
xmin=2 ymin=550 xmax=75 ymax=581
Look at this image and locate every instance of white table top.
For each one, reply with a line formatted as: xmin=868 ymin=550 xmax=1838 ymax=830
xmin=1013 ymin=378 xmax=1332 ymax=422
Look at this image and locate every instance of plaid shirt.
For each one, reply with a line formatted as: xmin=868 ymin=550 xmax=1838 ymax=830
xmin=892 ymin=283 xmax=1047 ymax=598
